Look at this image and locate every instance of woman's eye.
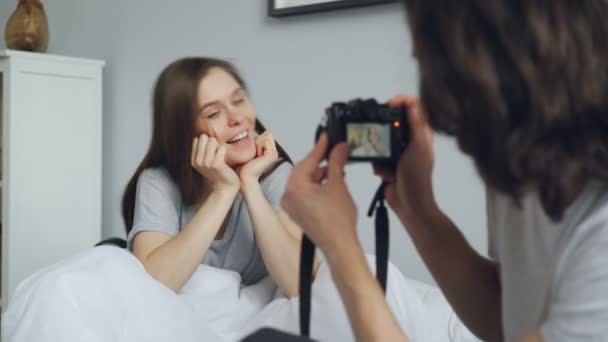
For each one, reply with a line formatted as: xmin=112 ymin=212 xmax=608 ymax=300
xmin=207 ymin=112 xmax=219 ymax=118
xmin=234 ymin=98 xmax=245 ymax=105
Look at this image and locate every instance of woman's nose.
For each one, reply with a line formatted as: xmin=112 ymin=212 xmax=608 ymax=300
xmin=227 ymin=109 xmax=243 ymax=126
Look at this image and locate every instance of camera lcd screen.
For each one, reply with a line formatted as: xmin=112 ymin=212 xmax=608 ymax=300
xmin=346 ymin=123 xmax=391 ymax=158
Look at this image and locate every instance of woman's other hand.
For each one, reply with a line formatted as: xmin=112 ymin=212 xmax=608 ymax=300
xmin=238 ymin=131 xmax=280 ymax=186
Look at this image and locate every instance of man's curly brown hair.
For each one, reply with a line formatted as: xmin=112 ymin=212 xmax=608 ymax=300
xmin=403 ymin=0 xmax=608 ymax=220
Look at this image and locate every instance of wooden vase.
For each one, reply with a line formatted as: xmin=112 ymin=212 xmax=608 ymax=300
xmin=4 ymin=0 xmax=49 ymax=52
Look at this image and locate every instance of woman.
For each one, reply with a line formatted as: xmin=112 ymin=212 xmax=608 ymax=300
xmin=123 ymin=57 xmax=317 ymax=296
xmin=3 ymin=58 xmax=332 ymax=342
xmin=365 ymin=126 xmax=387 ymax=157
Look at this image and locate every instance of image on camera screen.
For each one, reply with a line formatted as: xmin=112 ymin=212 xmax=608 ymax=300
xmin=346 ymin=123 xmax=391 ymax=158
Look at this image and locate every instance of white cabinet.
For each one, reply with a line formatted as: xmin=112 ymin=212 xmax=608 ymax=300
xmin=0 ymin=50 xmax=105 ymax=310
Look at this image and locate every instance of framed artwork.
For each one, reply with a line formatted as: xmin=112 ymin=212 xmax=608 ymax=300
xmin=269 ymin=0 xmax=397 ymax=17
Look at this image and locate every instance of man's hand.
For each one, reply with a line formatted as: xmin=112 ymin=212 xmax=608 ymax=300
xmin=282 ymin=134 xmax=411 ymax=342
xmin=373 ymin=95 xmax=437 ymax=227
xmin=281 ymin=133 xmax=358 ymax=251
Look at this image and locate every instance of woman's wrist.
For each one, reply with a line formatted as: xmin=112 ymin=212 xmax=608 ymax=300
xmin=240 ymin=177 xmax=263 ymax=198
xmin=210 ymin=186 xmax=239 ymax=200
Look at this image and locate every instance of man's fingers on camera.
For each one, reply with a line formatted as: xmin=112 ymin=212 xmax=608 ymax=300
xmin=387 ymin=95 xmax=427 ymax=125
xmin=303 ymin=133 xmax=329 ymax=171
xmin=383 ymin=185 xmax=400 ymax=207
xmin=387 ymin=94 xmax=417 ymax=108
xmin=373 ymin=164 xmax=396 ymax=183
xmin=328 ymin=142 xmax=349 ymax=182
xmin=312 ymin=167 xmax=328 ymax=183
xmin=408 ymin=105 xmax=428 ymax=129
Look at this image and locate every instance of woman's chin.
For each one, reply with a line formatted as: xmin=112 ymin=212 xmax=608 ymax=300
xmin=226 ymin=151 xmax=256 ymax=168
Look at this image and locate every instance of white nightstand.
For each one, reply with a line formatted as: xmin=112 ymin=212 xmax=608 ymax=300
xmin=0 ymin=50 xmax=105 ymax=310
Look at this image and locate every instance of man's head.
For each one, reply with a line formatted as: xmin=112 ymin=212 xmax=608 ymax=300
xmin=402 ymin=0 xmax=608 ymax=219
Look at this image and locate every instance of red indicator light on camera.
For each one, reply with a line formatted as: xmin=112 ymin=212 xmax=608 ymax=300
xmin=394 ymin=121 xmax=401 ymax=128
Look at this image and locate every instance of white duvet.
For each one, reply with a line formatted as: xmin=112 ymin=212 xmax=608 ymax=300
xmin=1 ymin=246 xmax=479 ymax=342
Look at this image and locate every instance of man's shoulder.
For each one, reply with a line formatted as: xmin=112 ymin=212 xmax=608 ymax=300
xmin=567 ymin=181 xmax=608 ymax=249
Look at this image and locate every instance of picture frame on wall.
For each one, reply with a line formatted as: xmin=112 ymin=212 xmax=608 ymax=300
xmin=269 ymin=0 xmax=397 ymax=17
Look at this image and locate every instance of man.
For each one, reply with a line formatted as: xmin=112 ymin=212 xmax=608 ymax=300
xmin=281 ymin=1 xmax=608 ymax=341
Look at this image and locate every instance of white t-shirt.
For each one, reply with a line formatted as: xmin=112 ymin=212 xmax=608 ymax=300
xmin=486 ymin=180 xmax=608 ymax=341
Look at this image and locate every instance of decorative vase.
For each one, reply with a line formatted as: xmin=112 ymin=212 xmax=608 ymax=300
xmin=4 ymin=0 xmax=49 ymax=53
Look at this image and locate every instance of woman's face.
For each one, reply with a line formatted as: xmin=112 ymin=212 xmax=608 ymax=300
xmin=368 ymin=127 xmax=379 ymax=143
xmin=195 ymin=67 xmax=257 ymax=167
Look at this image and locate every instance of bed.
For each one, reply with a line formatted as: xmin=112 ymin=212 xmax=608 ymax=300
xmin=1 ymin=246 xmax=479 ymax=342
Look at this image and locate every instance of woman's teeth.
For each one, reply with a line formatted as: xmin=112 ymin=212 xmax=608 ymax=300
xmin=228 ymin=131 xmax=248 ymax=143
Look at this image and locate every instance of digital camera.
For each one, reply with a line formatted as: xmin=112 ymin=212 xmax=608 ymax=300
xmin=315 ymin=98 xmax=409 ymax=166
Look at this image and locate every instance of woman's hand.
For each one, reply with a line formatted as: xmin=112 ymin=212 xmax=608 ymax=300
xmin=191 ymin=134 xmax=240 ymax=194
xmin=373 ymin=95 xmax=438 ymax=226
xmin=281 ymin=134 xmax=358 ymax=252
xmin=238 ymin=131 xmax=280 ymax=186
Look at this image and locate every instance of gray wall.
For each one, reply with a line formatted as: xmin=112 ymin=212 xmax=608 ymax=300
xmin=0 ymin=0 xmax=486 ymax=284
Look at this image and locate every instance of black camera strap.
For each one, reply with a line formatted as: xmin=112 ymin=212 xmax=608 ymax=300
xmin=298 ymin=182 xmax=390 ymax=338
xmin=369 ymin=182 xmax=390 ymax=293
xmin=298 ymin=236 xmax=316 ymax=337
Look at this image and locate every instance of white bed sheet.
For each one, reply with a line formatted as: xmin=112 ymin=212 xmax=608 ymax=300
xmin=1 ymin=246 xmax=479 ymax=342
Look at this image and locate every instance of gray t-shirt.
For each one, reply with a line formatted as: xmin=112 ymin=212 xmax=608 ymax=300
xmin=127 ymin=161 xmax=292 ymax=285
xmin=487 ymin=180 xmax=608 ymax=342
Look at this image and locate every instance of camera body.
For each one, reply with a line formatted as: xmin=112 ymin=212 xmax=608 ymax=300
xmin=316 ymin=98 xmax=409 ymax=166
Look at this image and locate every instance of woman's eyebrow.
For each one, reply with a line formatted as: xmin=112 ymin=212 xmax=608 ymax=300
xmin=232 ymin=87 xmax=245 ymax=96
xmin=199 ymin=100 xmax=219 ymax=113
xmin=200 ymin=88 xmax=245 ymax=112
